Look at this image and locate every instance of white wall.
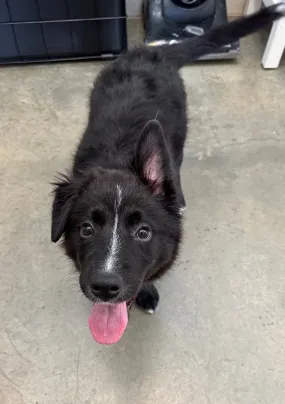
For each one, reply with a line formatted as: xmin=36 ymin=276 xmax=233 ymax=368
xmin=126 ymin=0 xmax=141 ymax=17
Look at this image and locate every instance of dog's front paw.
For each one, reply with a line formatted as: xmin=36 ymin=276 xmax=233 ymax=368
xmin=136 ymin=284 xmax=159 ymax=314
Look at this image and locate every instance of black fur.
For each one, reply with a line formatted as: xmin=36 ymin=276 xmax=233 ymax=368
xmin=51 ymin=5 xmax=285 ymax=314
xmin=136 ymin=284 xmax=160 ymax=313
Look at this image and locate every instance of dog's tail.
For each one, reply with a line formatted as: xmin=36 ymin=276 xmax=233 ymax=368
xmin=160 ymin=3 xmax=285 ymax=68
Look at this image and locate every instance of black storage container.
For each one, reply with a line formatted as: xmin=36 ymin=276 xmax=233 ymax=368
xmin=0 ymin=0 xmax=127 ymax=64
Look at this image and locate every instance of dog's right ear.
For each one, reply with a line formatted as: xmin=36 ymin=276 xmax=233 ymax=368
xmin=51 ymin=174 xmax=77 ymax=243
xmin=133 ymin=119 xmax=173 ymax=196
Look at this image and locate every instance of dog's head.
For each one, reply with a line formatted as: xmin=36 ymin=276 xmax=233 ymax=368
xmin=51 ymin=121 xmax=182 ymax=344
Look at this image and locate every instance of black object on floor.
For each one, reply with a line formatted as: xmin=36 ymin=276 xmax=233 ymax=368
xmin=142 ymin=0 xmax=240 ymax=60
xmin=0 ymin=0 xmax=127 ymax=64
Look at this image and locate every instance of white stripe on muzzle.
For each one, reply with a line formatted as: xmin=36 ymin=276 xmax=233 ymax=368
xmin=104 ymin=185 xmax=122 ymax=272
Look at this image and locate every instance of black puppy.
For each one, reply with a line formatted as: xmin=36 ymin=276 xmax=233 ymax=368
xmin=51 ymin=5 xmax=285 ymax=345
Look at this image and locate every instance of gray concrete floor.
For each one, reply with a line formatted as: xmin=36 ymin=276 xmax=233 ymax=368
xmin=1 ymin=32 xmax=285 ymax=404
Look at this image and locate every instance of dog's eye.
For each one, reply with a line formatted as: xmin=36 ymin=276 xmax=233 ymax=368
xmin=135 ymin=226 xmax=152 ymax=242
xmin=80 ymin=223 xmax=94 ymax=238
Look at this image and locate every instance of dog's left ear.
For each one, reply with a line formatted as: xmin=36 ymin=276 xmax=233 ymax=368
xmin=51 ymin=174 xmax=77 ymax=243
xmin=134 ymin=120 xmax=174 ymax=196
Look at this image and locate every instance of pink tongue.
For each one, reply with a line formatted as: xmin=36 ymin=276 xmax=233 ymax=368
xmin=88 ymin=302 xmax=128 ymax=345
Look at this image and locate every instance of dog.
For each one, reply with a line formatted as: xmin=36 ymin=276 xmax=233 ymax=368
xmin=51 ymin=4 xmax=285 ymax=345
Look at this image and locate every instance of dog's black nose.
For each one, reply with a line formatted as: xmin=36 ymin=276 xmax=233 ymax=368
xmin=90 ymin=273 xmax=123 ymax=301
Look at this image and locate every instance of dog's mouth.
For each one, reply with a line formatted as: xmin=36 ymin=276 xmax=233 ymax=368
xmin=88 ymin=298 xmax=135 ymax=345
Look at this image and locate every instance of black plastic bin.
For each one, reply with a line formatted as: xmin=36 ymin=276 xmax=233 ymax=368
xmin=0 ymin=0 xmax=127 ymax=64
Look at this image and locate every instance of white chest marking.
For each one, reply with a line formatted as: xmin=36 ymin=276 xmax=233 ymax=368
xmin=104 ymin=185 xmax=122 ymax=272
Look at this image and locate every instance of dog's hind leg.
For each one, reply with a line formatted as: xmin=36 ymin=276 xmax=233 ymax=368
xmin=135 ymin=284 xmax=160 ymax=314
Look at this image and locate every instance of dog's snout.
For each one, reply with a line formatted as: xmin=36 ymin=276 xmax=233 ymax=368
xmin=90 ymin=273 xmax=123 ymax=301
